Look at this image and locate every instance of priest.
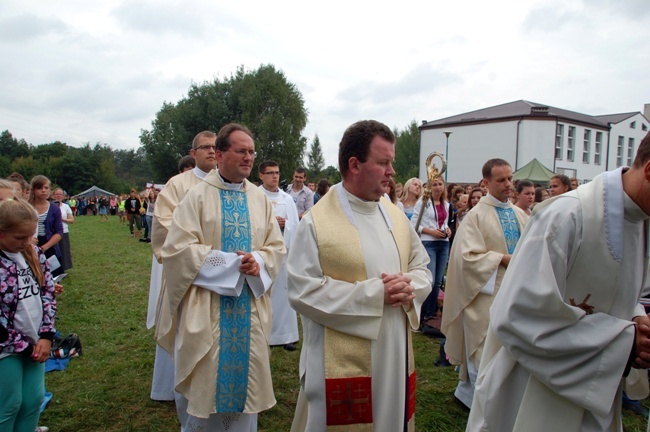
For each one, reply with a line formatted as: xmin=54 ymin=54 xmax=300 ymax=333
xmin=441 ymin=158 xmax=528 ymax=408
xmin=467 ymin=133 xmax=650 ymax=431
xmin=147 ymin=130 xmax=217 ymax=401
xmin=287 ymin=120 xmax=432 ymax=431
xmin=156 ymin=123 xmax=285 ymax=431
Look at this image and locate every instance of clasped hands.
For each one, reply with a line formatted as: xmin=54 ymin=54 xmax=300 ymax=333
xmin=632 ymin=314 xmax=650 ymax=369
xmin=31 ymin=339 xmax=51 ymax=363
xmin=237 ymin=251 xmax=260 ymax=277
xmin=382 ymin=272 xmax=415 ymax=308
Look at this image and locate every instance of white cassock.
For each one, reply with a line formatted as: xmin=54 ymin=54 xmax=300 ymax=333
xmin=467 ymin=167 xmax=650 ymax=432
xmin=260 ymin=186 xmax=300 ymax=346
xmin=287 ymin=185 xmax=432 ymax=432
xmin=146 ymin=167 xmax=208 ymax=401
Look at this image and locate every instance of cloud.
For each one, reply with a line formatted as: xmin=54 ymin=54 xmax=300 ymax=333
xmin=111 ymin=2 xmax=253 ymax=39
xmin=586 ymin=0 xmax=650 ymax=20
xmin=0 ymin=13 xmax=68 ymax=41
xmin=522 ymin=6 xmax=581 ymax=33
xmin=336 ymin=63 xmax=461 ymax=107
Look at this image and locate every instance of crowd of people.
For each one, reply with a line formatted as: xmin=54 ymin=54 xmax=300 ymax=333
xmin=2 ymin=122 xmax=649 ymax=432
xmin=141 ymin=122 xmax=650 ymax=432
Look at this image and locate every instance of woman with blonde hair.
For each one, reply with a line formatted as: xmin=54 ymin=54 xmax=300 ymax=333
xmin=399 ymin=177 xmax=423 ymax=220
xmin=0 ymin=198 xmax=57 ymax=432
xmin=410 ymin=177 xmax=452 ymax=326
xmin=0 ymin=179 xmax=18 ymax=201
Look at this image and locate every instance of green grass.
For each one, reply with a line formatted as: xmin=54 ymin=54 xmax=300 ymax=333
xmin=40 ymin=216 xmax=649 ymax=431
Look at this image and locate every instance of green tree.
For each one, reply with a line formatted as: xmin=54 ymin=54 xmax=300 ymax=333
xmin=229 ymin=65 xmax=308 ymax=176
xmin=57 ymin=144 xmax=99 ymax=194
xmin=321 ymin=165 xmax=341 ymax=185
xmin=31 ymin=141 xmax=69 ymax=160
xmin=114 ymin=148 xmax=153 ymax=188
xmin=0 ymin=130 xmax=30 ymax=160
xmin=306 ymin=134 xmax=325 ymax=180
xmin=10 ymin=156 xmax=47 ymax=182
xmin=140 ymin=64 xmax=308 ymax=181
xmin=0 ymin=155 xmax=11 ymax=177
xmin=393 ymin=120 xmax=421 ymax=183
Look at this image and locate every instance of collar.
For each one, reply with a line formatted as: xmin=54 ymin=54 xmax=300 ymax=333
xmin=485 ymin=193 xmax=511 ymax=209
xmin=261 ymin=185 xmax=280 ymax=193
xmin=334 ymin=183 xmax=392 ymax=231
xmin=192 ymin=167 xmax=209 ymax=179
xmin=217 ymin=171 xmax=244 ymax=191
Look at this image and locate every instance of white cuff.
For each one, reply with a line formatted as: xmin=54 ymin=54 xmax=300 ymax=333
xmin=246 ymin=252 xmax=272 ymax=299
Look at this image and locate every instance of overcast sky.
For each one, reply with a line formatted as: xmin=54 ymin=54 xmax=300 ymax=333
xmin=1 ymin=0 xmax=648 ymax=167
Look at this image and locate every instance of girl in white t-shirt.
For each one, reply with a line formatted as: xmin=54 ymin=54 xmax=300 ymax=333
xmin=0 ymin=198 xmax=56 ymax=432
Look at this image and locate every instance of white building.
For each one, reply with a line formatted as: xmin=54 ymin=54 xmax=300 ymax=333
xmin=419 ymin=100 xmax=650 ymax=184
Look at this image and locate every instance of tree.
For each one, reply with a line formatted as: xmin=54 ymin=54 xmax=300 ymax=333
xmin=31 ymin=141 xmax=68 ymax=160
xmin=393 ymin=120 xmax=421 ymax=183
xmin=114 ymin=148 xmax=153 ymax=188
xmin=0 ymin=130 xmax=30 ymax=160
xmin=0 ymin=155 xmax=11 ymax=178
xmin=321 ymin=165 xmax=341 ymax=185
xmin=10 ymin=156 xmax=47 ymax=182
xmin=306 ymin=134 xmax=325 ymax=180
xmin=140 ymin=64 xmax=309 ymax=181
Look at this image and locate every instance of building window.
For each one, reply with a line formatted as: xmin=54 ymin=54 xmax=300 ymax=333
xmin=627 ymin=138 xmax=635 ymax=166
xmin=582 ymin=129 xmax=591 ymax=163
xmin=555 ymin=124 xmax=564 ymax=159
xmin=643 ymin=123 xmax=648 ymax=131
xmin=567 ymin=126 xmax=575 ymax=162
xmin=617 ymin=136 xmax=624 ymax=167
xmin=630 ymin=121 xmax=636 ymax=129
xmin=594 ymin=131 xmax=602 ymax=165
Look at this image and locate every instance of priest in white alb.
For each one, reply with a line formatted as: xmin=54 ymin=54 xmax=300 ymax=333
xmin=441 ymin=158 xmax=528 ymax=408
xmin=258 ymin=160 xmax=300 ymax=351
xmin=156 ymin=123 xmax=285 ymax=432
xmin=467 ymin=133 xmax=650 ymax=432
xmin=147 ymin=130 xmax=217 ymax=401
xmin=287 ymin=120 xmax=432 ymax=431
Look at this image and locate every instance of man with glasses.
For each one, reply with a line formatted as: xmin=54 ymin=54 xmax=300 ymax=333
xmin=147 ymin=130 xmax=218 ymax=402
xmin=157 ymin=123 xmax=285 ymax=431
xmin=287 ymin=167 xmax=314 ymax=218
xmin=258 ymin=160 xmax=300 ymax=352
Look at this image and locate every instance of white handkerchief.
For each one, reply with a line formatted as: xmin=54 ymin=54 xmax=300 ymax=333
xmin=480 ymin=269 xmax=498 ymax=295
xmin=194 ymin=250 xmax=245 ymax=297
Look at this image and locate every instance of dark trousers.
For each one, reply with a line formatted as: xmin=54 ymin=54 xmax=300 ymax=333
xmin=128 ymin=214 xmax=142 ymax=234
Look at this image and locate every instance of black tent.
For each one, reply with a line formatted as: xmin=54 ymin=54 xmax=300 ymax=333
xmin=74 ymin=185 xmax=117 ymax=198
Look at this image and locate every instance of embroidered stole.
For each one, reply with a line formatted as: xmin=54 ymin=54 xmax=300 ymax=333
xmin=495 ymin=206 xmax=521 ymax=254
xmin=310 ymin=189 xmax=416 ymax=431
xmin=215 ymin=189 xmax=252 ymax=412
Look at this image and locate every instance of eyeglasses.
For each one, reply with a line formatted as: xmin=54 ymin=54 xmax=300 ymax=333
xmin=195 ymin=144 xmax=216 ymax=151
xmin=261 ymin=171 xmax=280 ymax=176
xmin=227 ymin=148 xmax=257 ymax=158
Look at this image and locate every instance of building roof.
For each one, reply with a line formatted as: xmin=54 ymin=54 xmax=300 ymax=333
xmin=592 ymin=112 xmax=638 ymax=125
xmin=421 ymin=100 xmax=612 ymax=130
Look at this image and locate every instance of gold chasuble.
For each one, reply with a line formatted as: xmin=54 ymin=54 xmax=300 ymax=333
xmin=157 ymin=172 xmax=285 ymax=419
xmin=309 ymin=188 xmax=417 ymax=431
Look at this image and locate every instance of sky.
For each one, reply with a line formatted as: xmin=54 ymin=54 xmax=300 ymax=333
xmin=1 ymin=0 xmax=648 ymax=168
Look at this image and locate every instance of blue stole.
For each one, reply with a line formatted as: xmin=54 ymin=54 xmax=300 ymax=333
xmin=216 ymin=189 xmax=252 ymax=412
xmin=495 ymin=206 xmax=520 ymax=254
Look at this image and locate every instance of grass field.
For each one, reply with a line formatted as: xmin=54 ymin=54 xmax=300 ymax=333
xmin=39 ymin=216 xmax=649 ymax=431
